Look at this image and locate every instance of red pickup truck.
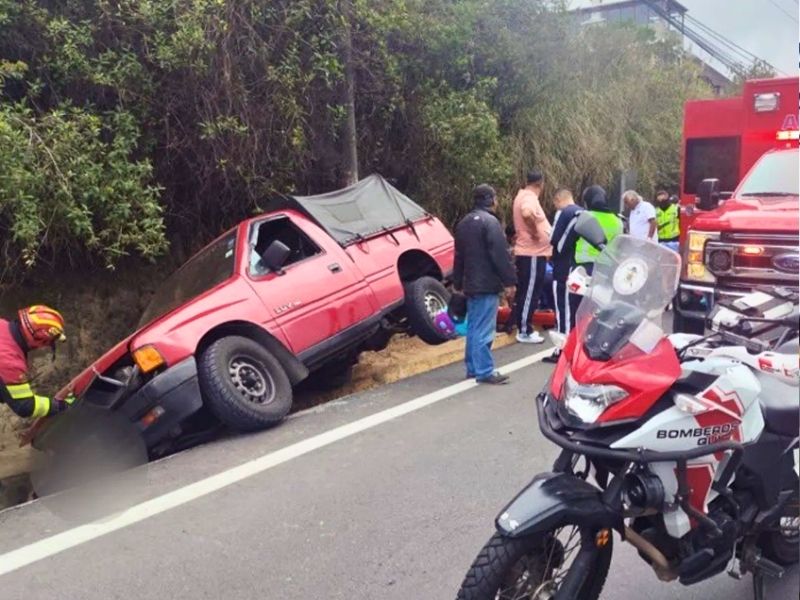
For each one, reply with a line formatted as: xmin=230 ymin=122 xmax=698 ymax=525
xmin=44 ymin=176 xmax=454 ymax=456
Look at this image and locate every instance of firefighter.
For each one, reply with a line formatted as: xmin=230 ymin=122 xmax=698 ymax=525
xmin=0 ymin=305 xmax=75 ymax=418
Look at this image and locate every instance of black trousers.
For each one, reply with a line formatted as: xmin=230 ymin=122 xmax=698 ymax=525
xmin=553 ymin=277 xmax=572 ymax=334
xmin=513 ymin=255 xmax=546 ymax=335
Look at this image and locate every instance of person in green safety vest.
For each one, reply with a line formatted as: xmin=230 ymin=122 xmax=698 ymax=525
xmin=655 ymin=190 xmax=680 ymax=253
xmin=574 ymin=186 xmax=624 ymax=271
xmin=570 ymin=185 xmax=623 ymax=319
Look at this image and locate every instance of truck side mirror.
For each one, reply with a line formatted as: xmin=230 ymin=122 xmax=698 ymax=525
xmin=261 ymin=240 xmax=291 ymax=274
xmin=696 ymin=178 xmax=720 ymax=211
xmin=574 ymin=211 xmax=607 ymax=249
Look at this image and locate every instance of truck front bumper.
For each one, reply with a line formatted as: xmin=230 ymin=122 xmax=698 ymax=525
xmin=675 ymin=281 xmax=749 ymax=321
xmin=120 ymin=357 xmax=204 ymax=449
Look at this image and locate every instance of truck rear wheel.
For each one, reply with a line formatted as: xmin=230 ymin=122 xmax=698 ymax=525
xmin=404 ymin=276 xmax=452 ymax=345
xmin=198 ymin=336 xmax=293 ymax=432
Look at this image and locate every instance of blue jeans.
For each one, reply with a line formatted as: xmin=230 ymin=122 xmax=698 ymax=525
xmin=465 ymin=294 xmax=499 ymax=379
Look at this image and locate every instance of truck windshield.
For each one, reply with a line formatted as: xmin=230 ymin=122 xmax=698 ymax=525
xmin=739 ymin=150 xmax=799 ymax=198
xmin=138 ymin=232 xmax=237 ymax=328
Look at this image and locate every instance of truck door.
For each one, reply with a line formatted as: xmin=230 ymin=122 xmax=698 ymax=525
xmin=245 ymin=215 xmax=379 ymax=358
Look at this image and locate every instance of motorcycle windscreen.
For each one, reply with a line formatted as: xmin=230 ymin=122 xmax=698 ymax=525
xmin=575 ymin=235 xmax=681 ymax=362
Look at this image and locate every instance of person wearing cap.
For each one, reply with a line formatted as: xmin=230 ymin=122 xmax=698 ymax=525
xmin=511 ymin=170 xmax=552 ymax=344
xmin=453 ymin=185 xmax=517 ymax=385
xmin=0 ymin=305 xmax=76 ymax=418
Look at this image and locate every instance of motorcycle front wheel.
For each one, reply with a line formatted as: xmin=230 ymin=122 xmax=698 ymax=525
xmin=456 ymin=526 xmax=612 ymax=600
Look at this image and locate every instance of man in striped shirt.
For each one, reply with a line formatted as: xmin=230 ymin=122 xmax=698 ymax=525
xmin=543 ymin=189 xmax=583 ymax=363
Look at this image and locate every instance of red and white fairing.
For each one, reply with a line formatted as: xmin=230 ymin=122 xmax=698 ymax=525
xmin=612 ymin=357 xmax=765 ymax=537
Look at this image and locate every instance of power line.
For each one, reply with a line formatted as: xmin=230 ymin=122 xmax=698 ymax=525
xmin=766 ymin=0 xmax=798 ymax=23
xmin=641 ymin=0 xmax=787 ymax=76
xmin=684 ymin=14 xmax=761 ymax=65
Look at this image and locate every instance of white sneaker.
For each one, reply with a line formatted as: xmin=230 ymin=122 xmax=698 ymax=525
xmin=516 ymin=331 xmax=545 ymax=344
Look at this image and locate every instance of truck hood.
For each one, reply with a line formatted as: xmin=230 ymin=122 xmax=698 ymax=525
xmin=692 ymin=195 xmax=798 ymax=232
xmin=58 ymin=334 xmax=135 ymax=398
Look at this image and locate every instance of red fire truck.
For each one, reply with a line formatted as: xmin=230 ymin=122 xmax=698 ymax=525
xmin=674 ymin=76 xmax=800 ymax=334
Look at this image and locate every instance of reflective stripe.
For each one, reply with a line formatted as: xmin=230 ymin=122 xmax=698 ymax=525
xmin=7 ymin=383 xmax=34 ymax=399
xmin=32 ymin=396 xmax=51 ymax=418
xmin=552 ymin=280 xmax=560 ymax=333
xmin=520 ymin=257 xmax=537 ymax=335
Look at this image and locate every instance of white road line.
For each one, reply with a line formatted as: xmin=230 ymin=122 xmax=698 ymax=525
xmin=0 ymin=347 xmax=551 ymax=576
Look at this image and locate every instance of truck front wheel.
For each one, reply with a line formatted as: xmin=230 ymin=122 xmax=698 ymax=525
xmin=198 ymin=336 xmax=293 ymax=432
xmin=404 ymin=276 xmax=452 ymax=345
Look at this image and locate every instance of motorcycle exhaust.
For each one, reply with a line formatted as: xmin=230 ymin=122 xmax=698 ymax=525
xmin=624 ymin=526 xmax=678 ymax=582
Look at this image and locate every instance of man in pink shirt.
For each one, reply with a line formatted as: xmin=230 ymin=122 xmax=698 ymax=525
xmin=512 ymin=170 xmax=552 ymax=343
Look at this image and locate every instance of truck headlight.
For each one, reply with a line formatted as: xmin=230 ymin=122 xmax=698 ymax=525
xmin=562 ymin=373 xmax=628 ymax=424
xmin=684 ymin=231 xmax=720 ymax=283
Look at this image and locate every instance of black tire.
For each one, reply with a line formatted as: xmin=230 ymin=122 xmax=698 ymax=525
xmin=457 ymin=528 xmax=612 ymax=600
xmin=404 ymin=276 xmax=452 ymax=345
xmin=760 ymin=487 xmax=799 ymax=566
xmin=198 ymin=336 xmax=293 ymax=432
xmin=673 ymin=310 xmax=705 ymax=335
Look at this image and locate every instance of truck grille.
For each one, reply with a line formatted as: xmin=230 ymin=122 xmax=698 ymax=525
xmin=706 ymin=233 xmax=799 ymax=289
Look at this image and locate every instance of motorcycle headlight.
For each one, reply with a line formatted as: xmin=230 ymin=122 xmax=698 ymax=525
xmin=562 ymin=373 xmax=628 ymax=424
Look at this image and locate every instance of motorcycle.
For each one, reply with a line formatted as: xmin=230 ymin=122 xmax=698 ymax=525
xmin=456 ymin=219 xmax=799 ymax=600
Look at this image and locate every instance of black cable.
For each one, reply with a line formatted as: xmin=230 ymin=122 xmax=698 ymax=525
xmin=766 ymin=0 xmax=798 ymax=23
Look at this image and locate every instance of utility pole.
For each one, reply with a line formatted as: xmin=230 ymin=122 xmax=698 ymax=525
xmin=340 ymin=0 xmax=359 ymax=186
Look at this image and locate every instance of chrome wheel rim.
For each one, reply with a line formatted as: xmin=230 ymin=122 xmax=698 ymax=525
xmin=495 ymin=526 xmax=583 ymax=600
xmin=228 ymin=356 xmax=275 ymax=405
xmin=424 ymin=290 xmax=447 ymax=318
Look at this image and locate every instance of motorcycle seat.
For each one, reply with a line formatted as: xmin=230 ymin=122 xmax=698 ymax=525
xmin=757 ymin=374 xmax=799 ymax=437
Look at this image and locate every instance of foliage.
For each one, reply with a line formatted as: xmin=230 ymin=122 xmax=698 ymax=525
xmin=0 ymin=0 xmax=713 ymax=279
xmin=0 ymin=101 xmax=165 ymax=277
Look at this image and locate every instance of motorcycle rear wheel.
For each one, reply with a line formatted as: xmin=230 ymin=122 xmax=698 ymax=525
xmin=456 ymin=526 xmax=612 ymax=600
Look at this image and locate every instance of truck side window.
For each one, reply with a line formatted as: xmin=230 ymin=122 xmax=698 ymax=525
xmin=249 ymin=217 xmax=322 ymax=276
xmin=684 ymin=136 xmax=741 ymax=194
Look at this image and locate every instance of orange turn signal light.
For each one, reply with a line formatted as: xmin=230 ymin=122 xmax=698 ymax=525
xmin=595 ymin=529 xmax=611 ymax=548
xmin=132 ymin=345 xmax=165 ymax=373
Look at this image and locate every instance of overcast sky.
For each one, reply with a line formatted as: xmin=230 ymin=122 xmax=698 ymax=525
xmin=570 ymin=0 xmax=798 ymax=78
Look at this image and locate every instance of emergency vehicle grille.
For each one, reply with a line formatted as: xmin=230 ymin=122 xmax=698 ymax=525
xmin=707 ymin=233 xmax=799 ymax=288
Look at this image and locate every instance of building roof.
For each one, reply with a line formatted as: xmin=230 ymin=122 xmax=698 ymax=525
xmin=574 ymin=0 xmax=688 ymax=16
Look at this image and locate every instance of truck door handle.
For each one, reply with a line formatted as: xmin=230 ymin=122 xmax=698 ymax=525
xmin=328 ymin=263 xmax=342 ymax=273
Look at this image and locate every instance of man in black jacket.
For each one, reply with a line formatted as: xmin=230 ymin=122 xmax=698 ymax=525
xmin=453 ymin=184 xmax=517 ymax=384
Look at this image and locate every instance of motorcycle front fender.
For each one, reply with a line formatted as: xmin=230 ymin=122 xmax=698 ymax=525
xmin=496 ymin=472 xmax=623 ymax=538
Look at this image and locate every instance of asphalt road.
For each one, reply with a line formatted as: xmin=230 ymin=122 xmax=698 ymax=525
xmin=0 ymin=342 xmax=797 ymax=600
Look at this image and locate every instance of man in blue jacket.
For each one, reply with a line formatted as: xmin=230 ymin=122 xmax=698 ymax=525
xmin=543 ymin=189 xmax=583 ymax=363
xmin=453 ymin=185 xmax=517 ymax=384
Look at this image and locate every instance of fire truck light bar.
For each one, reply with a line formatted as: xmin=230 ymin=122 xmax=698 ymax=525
xmin=754 ymin=92 xmax=780 ymax=112
xmin=776 ymin=129 xmax=800 ymax=141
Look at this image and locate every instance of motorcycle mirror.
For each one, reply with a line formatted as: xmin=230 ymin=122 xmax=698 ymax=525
xmin=548 ymin=331 xmax=567 ymax=350
xmin=574 ymin=212 xmax=607 ymax=249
